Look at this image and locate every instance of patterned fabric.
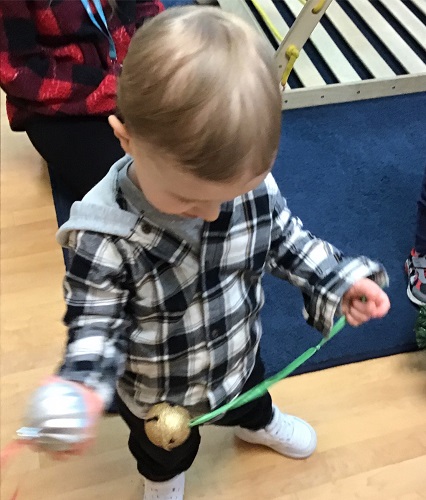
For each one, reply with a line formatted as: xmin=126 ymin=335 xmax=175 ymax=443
xmin=0 ymin=0 xmax=164 ymax=131
xmin=58 ymin=161 xmax=388 ymax=417
xmin=405 ymin=248 xmax=426 ymax=306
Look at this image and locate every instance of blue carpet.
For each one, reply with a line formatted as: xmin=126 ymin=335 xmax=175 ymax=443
xmin=51 ymin=1 xmax=426 ymax=377
xmin=262 ymin=93 xmax=426 ymax=376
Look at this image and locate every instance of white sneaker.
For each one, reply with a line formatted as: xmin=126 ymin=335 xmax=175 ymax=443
xmin=234 ymin=404 xmax=317 ymax=459
xmin=143 ymin=473 xmax=185 ymax=500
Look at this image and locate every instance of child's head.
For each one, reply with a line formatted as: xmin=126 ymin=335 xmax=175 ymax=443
xmin=111 ymin=6 xmax=281 ymax=220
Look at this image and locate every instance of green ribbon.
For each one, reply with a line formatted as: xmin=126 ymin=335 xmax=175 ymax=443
xmin=189 ymin=316 xmax=347 ymax=427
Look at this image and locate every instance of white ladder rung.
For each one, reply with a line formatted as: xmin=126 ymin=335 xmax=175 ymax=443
xmin=411 ymin=0 xmax=426 ymax=17
xmin=326 ymin=1 xmax=395 ymax=78
xmin=249 ymin=0 xmax=326 ymax=87
xmin=378 ymin=0 xmax=426 ymax=52
xmin=350 ymin=0 xmax=426 ymax=74
xmin=283 ymin=0 xmax=361 ymax=83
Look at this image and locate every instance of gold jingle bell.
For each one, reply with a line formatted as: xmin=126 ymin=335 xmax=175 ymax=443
xmin=144 ymin=402 xmax=191 ymax=451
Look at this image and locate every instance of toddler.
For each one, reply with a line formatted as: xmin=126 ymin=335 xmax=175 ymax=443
xmin=24 ymin=7 xmax=390 ymax=499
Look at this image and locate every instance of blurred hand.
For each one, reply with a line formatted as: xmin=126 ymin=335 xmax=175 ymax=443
xmin=342 ymin=278 xmax=390 ymax=327
xmin=21 ymin=376 xmax=104 ymax=460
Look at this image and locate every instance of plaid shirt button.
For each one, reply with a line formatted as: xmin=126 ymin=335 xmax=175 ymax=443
xmin=142 ymin=222 xmax=152 ymax=234
xmin=211 ymin=329 xmax=220 ymax=339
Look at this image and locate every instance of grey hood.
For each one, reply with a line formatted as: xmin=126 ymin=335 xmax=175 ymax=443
xmin=56 ymin=155 xmax=139 ymax=248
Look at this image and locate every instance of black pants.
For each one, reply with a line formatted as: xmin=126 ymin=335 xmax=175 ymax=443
xmin=26 ymin=116 xmax=124 ymax=202
xmin=415 ymin=165 xmax=426 ymax=254
xmin=118 ymin=355 xmax=273 ymax=482
xmin=26 ymin=116 xmax=124 ymax=269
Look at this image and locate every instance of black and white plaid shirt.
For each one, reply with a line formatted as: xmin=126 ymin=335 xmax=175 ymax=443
xmin=57 ymin=157 xmax=388 ymax=418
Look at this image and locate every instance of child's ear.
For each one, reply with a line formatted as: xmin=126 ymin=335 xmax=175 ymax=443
xmin=108 ymin=115 xmax=132 ymax=154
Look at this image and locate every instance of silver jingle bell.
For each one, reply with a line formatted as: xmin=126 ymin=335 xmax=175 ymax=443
xmin=16 ymin=380 xmax=91 ymax=451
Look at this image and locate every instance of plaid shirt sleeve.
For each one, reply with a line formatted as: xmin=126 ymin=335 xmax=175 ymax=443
xmin=58 ymin=230 xmax=132 ymax=406
xmin=265 ymin=176 xmax=389 ymax=335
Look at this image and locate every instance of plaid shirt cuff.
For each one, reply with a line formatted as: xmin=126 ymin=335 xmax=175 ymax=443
xmin=303 ymin=256 xmax=389 ymax=335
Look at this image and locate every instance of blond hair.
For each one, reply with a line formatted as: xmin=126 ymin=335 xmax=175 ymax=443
xmin=118 ymin=6 xmax=281 ymax=181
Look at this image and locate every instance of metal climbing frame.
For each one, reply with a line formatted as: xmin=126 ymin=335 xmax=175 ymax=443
xmin=218 ymin=0 xmax=426 ymax=109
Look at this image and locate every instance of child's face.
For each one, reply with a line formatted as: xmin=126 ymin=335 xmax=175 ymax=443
xmin=109 ymin=116 xmax=270 ymax=222
xmin=129 ymin=146 xmax=268 ymax=222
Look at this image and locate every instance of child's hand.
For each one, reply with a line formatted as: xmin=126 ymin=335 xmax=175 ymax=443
xmin=19 ymin=376 xmax=104 ymax=460
xmin=341 ymin=278 xmax=390 ymax=326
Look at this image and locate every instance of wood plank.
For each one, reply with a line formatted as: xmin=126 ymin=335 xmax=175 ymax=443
xmin=217 ymin=0 xmax=267 ymax=38
xmin=250 ymin=0 xmax=290 ymax=42
xmin=378 ymin=0 xmax=426 ymax=52
xmin=350 ymin=0 xmax=426 ymax=73
xmin=326 ymin=1 xmax=395 ymax=78
xmin=282 ymin=456 xmax=426 ymax=500
xmin=217 ymin=0 xmax=292 ymax=88
xmin=411 ymin=0 xmax=426 ymax=17
xmin=281 ymin=73 xmax=426 ymax=109
xmin=248 ymin=0 xmax=326 ymax=86
xmin=284 ymin=0 xmax=361 ymax=83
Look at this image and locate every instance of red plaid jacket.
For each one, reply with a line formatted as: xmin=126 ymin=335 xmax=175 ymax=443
xmin=0 ymin=0 xmax=164 ymax=131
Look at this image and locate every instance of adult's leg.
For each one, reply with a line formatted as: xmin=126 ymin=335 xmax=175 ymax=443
xmin=405 ymin=166 xmax=426 ymax=305
xmin=415 ymin=166 xmax=426 ymax=254
xmin=27 ymin=117 xmax=126 ymax=399
xmin=26 ymin=116 xmax=124 ymax=201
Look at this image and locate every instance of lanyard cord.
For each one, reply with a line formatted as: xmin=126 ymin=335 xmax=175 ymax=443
xmin=190 ymin=316 xmax=347 ymax=427
xmin=80 ymin=0 xmax=117 ymax=60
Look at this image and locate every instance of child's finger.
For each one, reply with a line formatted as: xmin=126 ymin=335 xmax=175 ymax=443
xmin=346 ymin=313 xmax=362 ymax=326
xmin=346 ymin=308 xmax=369 ymax=326
xmin=372 ymin=294 xmax=391 ymax=318
xmin=350 ymin=299 xmax=375 ymax=316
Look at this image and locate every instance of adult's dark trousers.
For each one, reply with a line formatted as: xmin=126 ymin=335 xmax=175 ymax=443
xmin=415 ymin=165 xmax=426 ymax=254
xmin=27 ymin=116 xmax=125 ymax=412
xmin=117 ymin=354 xmax=273 ymax=482
xmin=26 ymin=115 xmax=124 ymax=205
xmin=26 ymin=116 xmax=124 ymax=273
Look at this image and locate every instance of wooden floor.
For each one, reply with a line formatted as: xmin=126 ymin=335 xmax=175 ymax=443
xmin=1 ymin=95 xmax=426 ymax=500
